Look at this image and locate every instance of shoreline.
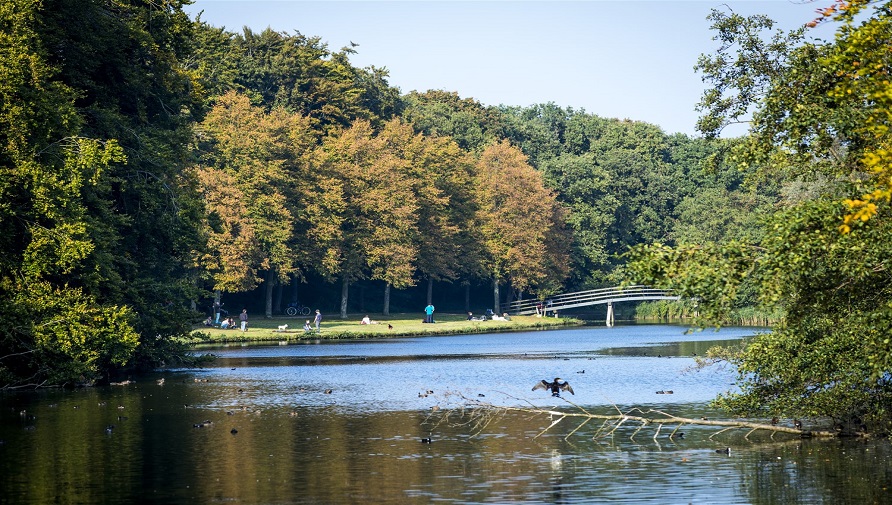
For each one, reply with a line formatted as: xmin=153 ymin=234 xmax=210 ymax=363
xmin=186 ymin=313 xmax=583 ymax=344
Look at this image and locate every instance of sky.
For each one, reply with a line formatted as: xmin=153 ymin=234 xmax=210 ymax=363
xmin=183 ymin=1 xmax=836 ymax=136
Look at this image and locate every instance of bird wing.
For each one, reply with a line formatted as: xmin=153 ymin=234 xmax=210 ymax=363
xmin=560 ymin=382 xmax=574 ymax=395
xmin=532 ymin=380 xmax=549 ymax=391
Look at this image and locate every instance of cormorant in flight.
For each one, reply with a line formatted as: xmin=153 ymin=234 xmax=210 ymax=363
xmin=533 ymin=378 xmax=574 ymax=397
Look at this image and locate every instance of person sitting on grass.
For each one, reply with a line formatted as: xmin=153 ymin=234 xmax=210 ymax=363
xmin=361 ymin=315 xmax=371 ymax=325
xmin=304 ymin=320 xmax=312 ymax=332
xmin=220 ymin=318 xmax=231 ymax=329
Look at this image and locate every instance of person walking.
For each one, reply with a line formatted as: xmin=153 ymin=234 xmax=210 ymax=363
xmin=239 ymin=308 xmax=248 ymax=332
xmin=424 ymin=303 xmax=435 ymax=323
xmin=314 ymin=309 xmax=322 ymax=332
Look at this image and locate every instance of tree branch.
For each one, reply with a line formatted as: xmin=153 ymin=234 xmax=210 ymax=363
xmin=439 ymin=393 xmax=838 ymax=440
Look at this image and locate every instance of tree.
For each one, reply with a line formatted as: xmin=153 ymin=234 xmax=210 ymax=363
xmin=401 ymin=125 xmax=478 ymax=311
xmin=474 ymin=141 xmax=570 ymax=311
xmin=1 ymin=0 xmax=203 ymax=387
xmin=627 ymin=3 xmax=892 ymax=435
xmin=403 ymin=90 xmax=506 ymax=152
xmin=312 ymin=120 xmax=420 ymax=317
xmin=195 ymin=91 xmax=316 ymax=316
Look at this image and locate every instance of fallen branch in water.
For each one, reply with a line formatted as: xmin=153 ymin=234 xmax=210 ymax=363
xmin=428 ymin=393 xmax=838 ymax=440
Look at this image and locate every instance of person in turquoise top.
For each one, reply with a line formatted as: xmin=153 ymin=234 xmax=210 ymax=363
xmin=424 ymin=304 xmax=435 ymax=323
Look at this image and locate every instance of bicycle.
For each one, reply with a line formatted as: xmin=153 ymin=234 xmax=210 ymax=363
xmin=285 ymin=302 xmax=311 ymax=317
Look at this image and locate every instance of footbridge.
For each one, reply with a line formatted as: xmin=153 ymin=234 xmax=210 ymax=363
xmin=503 ymin=285 xmax=679 ymax=326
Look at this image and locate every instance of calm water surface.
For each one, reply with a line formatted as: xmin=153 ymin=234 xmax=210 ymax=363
xmin=1 ymin=324 xmax=889 ymax=504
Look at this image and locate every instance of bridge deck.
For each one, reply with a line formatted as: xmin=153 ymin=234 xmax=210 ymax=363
xmin=503 ymin=285 xmax=678 ymax=315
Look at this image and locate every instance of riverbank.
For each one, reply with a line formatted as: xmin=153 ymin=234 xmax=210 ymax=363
xmin=186 ymin=313 xmax=581 ymax=344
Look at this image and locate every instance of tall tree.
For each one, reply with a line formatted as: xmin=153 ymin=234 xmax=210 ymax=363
xmin=195 ymin=91 xmax=315 ymax=316
xmin=1 ymin=0 xmax=203 ymax=387
xmin=474 ymin=141 xmax=570 ymax=311
xmin=628 ymin=3 xmax=892 ymax=435
xmin=313 ymin=120 xmax=420 ymax=317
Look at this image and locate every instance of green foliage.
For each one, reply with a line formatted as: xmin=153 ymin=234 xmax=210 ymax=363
xmin=403 ymin=90 xmax=505 ymax=152
xmin=189 ymin=26 xmax=402 ymax=136
xmin=628 ymin=4 xmax=892 ymax=434
xmin=0 ymin=279 xmax=139 ymax=387
xmin=0 ymin=0 xmax=204 ymax=388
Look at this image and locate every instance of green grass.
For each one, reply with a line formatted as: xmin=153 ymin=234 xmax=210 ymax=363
xmin=186 ymin=312 xmax=580 ymax=344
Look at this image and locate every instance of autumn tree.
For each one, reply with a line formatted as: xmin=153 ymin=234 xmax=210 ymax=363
xmin=312 ymin=120 xmax=420 ymax=317
xmin=474 ymin=141 xmax=570 ymax=311
xmin=195 ymin=91 xmax=317 ymax=316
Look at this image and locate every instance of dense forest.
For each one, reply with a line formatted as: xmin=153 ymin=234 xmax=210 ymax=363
xmin=1 ymin=0 xmax=890 ymax=434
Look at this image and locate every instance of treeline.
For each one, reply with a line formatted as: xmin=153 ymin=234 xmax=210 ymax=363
xmin=0 ymin=0 xmax=768 ymax=387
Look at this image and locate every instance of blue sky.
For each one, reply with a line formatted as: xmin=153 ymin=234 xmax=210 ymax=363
xmin=184 ymin=1 xmax=835 ymax=136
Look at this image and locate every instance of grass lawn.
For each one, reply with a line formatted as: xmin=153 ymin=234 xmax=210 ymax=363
xmin=187 ymin=312 xmax=580 ymax=344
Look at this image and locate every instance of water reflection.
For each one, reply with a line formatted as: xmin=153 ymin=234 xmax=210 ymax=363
xmin=2 ymin=325 xmax=890 ymax=504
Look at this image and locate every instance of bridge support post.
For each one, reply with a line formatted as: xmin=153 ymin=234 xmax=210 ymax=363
xmin=606 ymin=301 xmax=614 ymax=327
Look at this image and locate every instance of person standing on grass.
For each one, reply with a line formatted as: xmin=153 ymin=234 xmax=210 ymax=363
xmin=314 ymin=309 xmax=322 ymax=331
xmin=239 ymin=308 xmax=248 ymax=331
xmin=424 ymin=303 xmax=435 ymax=323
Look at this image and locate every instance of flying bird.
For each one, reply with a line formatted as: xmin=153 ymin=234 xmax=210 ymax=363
xmin=533 ymin=378 xmax=574 ymax=397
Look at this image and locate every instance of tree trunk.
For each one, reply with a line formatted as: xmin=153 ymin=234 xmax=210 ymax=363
xmin=274 ymin=281 xmax=283 ymax=314
xmin=464 ymin=282 xmax=470 ymax=312
xmin=340 ymin=275 xmax=349 ymax=319
xmin=291 ymin=273 xmax=300 ymax=303
xmin=264 ymin=269 xmax=275 ymax=318
xmin=492 ymin=276 xmax=500 ymax=314
xmin=213 ymin=289 xmax=222 ymax=322
xmin=426 ymin=278 xmax=433 ymax=305
xmin=384 ymin=283 xmax=391 ymax=316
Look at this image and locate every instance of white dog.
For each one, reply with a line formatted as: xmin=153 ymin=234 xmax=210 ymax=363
xmin=277 ymin=324 xmax=288 ymax=332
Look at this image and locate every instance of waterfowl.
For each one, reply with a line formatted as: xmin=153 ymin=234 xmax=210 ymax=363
xmin=794 ymin=419 xmax=802 ymax=429
xmin=715 ymin=447 xmax=730 ymax=455
xmin=420 ymin=434 xmax=432 ymax=443
xmin=230 ymin=428 xmax=238 ymax=435
xmin=533 ymin=378 xmax=574 ymax=397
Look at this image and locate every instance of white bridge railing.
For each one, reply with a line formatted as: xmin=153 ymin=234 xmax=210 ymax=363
xmin=502 ymin=285 xmax=679 ymax=323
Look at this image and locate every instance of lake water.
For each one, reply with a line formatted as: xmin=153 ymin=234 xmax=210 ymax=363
xmin=1 ymin=324 xmax=889 ymax=504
